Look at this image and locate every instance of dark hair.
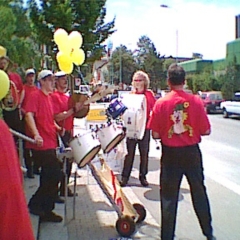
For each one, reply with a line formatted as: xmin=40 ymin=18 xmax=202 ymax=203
xmin=167 ymin=63 xmax=185 ymax=85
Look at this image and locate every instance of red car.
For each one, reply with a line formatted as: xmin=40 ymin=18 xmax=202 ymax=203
xmin=199 ymin=91 xmax=224 ymax=113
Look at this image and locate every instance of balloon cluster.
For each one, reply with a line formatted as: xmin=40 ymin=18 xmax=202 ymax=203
xmin=54 ymin=28 xmax=85 ymax=74
xmin=0 ymin=70 xmax=10 ymax=101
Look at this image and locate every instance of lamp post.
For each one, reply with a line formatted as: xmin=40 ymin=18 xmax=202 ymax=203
xmin=160 ymin=4 xmax=178 ymax=63
xmin=119 ymin=49 xmax=122 ymax=85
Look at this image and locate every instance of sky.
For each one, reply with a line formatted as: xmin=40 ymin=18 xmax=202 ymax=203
xmin=104 ymin=0 xmax=240 ymax=60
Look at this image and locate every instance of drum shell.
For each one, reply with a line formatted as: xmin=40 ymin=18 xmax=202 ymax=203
xmin=68 ymin=92 xmax=90 ymax=118
xmin=106 ymin=99 xmax=127 ymax=119
xmin=97 ymin=124 xmax=125 ymax=153
xmin=69 ymin=131 xmax=101 ymax=168
xmin=121 ymin=94 xmax=147 ymax=140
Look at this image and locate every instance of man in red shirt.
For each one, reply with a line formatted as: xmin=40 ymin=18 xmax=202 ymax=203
xmin=22 ymin=68 xmax=39 ymax=178
xmin=51 ymin=71 xmax=83 ymax=200
xmin=0 ymin=55 xmax=24 ymax=135
xmin=120 ymin=70 xmax=156 ymax=187
xmin=148 ymin=64 xmax=215 ymax=240
xmin=0 ymin=112 xmax=34 ymax=238
xmin=25 ymin=69 xmax=63 ymax=222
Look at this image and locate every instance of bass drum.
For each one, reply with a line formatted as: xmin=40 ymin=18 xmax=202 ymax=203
xmin=121 ymin=94 xmax=147 ymax=140
xmin=68 ymin=92 xmax=90 ymax=118
xmin=69 ymin=131 xmax=101 ymax=168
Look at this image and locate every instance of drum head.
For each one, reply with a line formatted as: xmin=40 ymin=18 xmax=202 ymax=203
xmin=104 ymin=132 xmax=125 ymax=154
xmin=78 ymin=145 xmax=101 ymax=168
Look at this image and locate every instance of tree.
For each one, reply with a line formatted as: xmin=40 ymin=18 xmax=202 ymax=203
xmin=220 ymin=57 xmax=240 ymax=99
xmin=27 ymin=0 xmax=116 ymax=67
xmin=109 ymin=45 xmax=137 ymax=85
xmin=0 ymin=1 xmax=41 ymax=74
xmin=135 ymin=36 xmax=165 ymax=91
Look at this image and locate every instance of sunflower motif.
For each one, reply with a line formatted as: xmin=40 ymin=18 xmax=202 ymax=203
xmin=184 ymin=102 xmax=189 ymax=108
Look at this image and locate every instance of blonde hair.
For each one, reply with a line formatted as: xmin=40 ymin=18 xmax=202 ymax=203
xmin=132 ymin=70 xmax=150 ymax=90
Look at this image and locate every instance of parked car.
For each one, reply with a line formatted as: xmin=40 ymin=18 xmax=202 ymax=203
xmin=199 ymin=91 xmax=224 ymax=113
xmin=220 ymin=92 xmax=240 ymax=118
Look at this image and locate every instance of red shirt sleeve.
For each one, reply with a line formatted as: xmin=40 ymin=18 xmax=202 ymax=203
xmin=24 ymin=91 xmax=38 ymax=114
xmin=51 ymin=93 xmax=61 ymax=115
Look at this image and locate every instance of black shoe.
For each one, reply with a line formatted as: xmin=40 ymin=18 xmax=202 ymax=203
xmin=60 ymin=188 xmax=78 ymax=197
xmin=140 ymin=178 xmax=149 ymax=187
xmin=40 ymin=211 xmax=63 ymax=223
xmin=119 ymin=177 xmax=128 ymax=187
xmin=207 ymin=236 xmax=217 ymax=240
xmin=27 ymin=170 xmax=35 ymax=179
xmin=33 ymin=169 xmax=41 ymax=175
xmin=29 ymin=207 xmax=45 ymax=217
xmin=55 ymin=196 xmax=65 ymax=204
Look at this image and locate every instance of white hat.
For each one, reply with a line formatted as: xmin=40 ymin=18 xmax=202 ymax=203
xmin=25 ymin=68 xmax=35 ymax=76
xmin=37 ymin=70 xmax=53 ymax=81
xmin=54 ymin=71 xmax=66 ymax=78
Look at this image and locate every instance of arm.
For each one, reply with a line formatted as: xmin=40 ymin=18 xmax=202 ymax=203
xmin=54 ymin=101 xmax=83 ymax=122
xmin=152 ymin=131 xmax=160 ymax=139
xmin=54 ymin=108 xmax=74 ymax=122
xmin=201 ymin=129 xmax=211 ymax=136
xmin=25 ymin=112 xmax=43 ymax=147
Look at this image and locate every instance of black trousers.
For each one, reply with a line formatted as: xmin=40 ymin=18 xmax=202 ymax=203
xmin=160 ymin=144 xmax=213 ymax=240
xmin=121 ymin=129 xmax=150 ymax=180
xmin=28 ymin=149 xmax=62 ymax=213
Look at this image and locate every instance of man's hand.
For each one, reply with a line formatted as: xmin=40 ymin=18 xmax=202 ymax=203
xmin=34 ymin=134 xmax=43 ymax=147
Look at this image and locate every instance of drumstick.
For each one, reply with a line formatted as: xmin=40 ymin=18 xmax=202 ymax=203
xmin=83 ymin=86 xmax=116 ymax=105
xmin=9 ymin=128 xmax=36 ymax=144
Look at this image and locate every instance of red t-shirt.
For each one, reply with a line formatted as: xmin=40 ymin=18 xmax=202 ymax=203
xmin=148 ymin=90 xmax=211 ymax=147
xmin=0 ymin=120 xmax=35 ymax=240
xmin=8 ymin=72 xmax=23 ymax=93
xmin=134 ymin=89 xmax=156 ymax=129
xmin=25 ymin=90 xmax=57 ymax=150
xmin=21 ymin=84 xmax=38 ymax=111
xmin=51 ymin=91 xmax=73 ymax=131
xmin=5 ymin=72 xmax=23 ymax=106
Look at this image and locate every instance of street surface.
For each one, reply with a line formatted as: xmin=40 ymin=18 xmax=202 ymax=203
xmin=129 ymin=114 xmax=240 ymax=240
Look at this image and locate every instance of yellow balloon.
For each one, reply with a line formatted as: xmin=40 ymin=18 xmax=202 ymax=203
xmin=54 ymin=28 xmax=69 ymax=47
xmin=59 ymin=61 xmax=73 ymax=74
xmin=0 ymin=46 xmax=7 ymax=57
xmin=58 ymin=43 xmax=71 ymax=55
xmin=0 ymin=70 xmax=10 ymax=100
xmin=69 ymin=31 xmax=83 ymax=50
xmin=71 ymin=48 xmax=85 ymax=66
xmin=56 ymin=51 xmax=72 ymax=65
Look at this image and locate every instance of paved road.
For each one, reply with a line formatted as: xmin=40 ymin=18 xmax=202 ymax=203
xmin=129 ymin=114 xmax=240 ymax=240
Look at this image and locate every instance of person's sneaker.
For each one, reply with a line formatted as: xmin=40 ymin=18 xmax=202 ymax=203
xmin=119 ymin=177 xmax=128 ymax=187
xmin=139 ymin=178 xmax=149 ymax=187
xmin=40 ymin=212 xmax=63 ymax=222
xmin=55 ymin=196 xmax=65 ymax=204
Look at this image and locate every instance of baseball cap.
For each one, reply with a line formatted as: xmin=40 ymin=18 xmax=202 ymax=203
xmin=25 ymin=68 xmax=35 ymax=76
xmin=54 ymin=71 xmax=66 ymax=78
xmin=37 ymin=70 xmax=53 ymax=81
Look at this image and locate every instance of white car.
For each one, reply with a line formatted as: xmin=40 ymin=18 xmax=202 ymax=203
xmin=220 ymin=92 xmax=240 ymax=118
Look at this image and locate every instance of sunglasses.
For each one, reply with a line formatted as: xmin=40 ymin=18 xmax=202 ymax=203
xmin=134 ymin=79 xmax=144 ymax=82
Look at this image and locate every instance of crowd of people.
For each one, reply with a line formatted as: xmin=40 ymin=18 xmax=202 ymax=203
xmin=0 ymin=47 xmax=216 ymax=240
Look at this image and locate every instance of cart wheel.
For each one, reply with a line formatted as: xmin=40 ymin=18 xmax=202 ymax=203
xmin=133 ymin=203 xmax=146 ymax=223
xmin=116 ymin=215 xmax=136 ymax=237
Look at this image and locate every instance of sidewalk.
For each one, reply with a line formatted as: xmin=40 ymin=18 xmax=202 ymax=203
xmin=24 ymin=164 xmax=160 ymax=240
